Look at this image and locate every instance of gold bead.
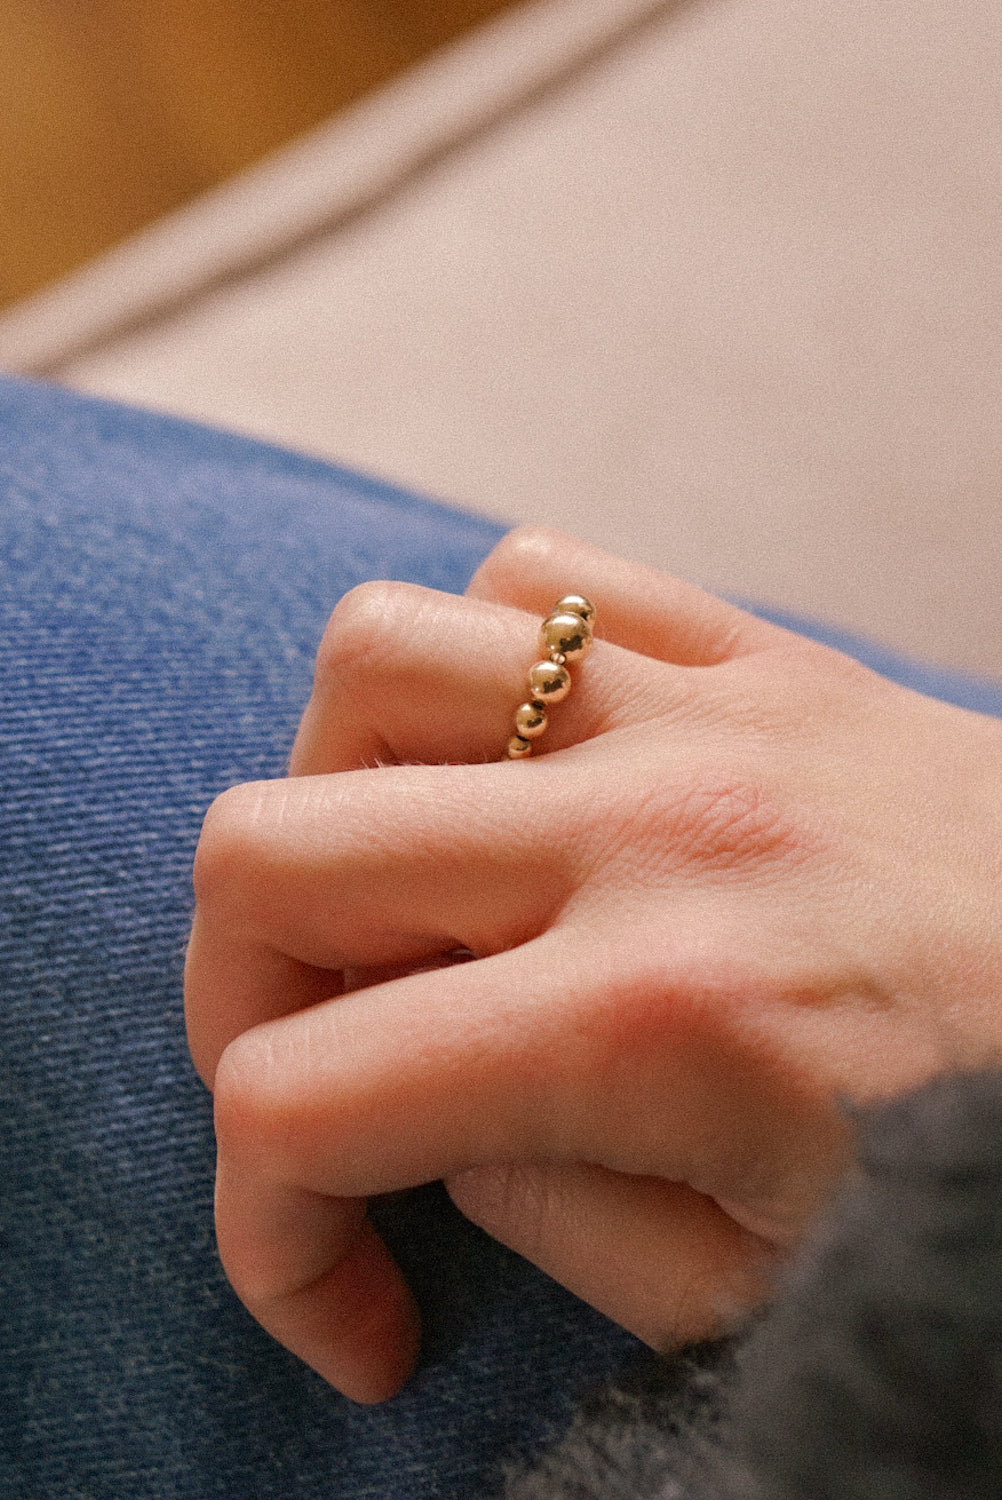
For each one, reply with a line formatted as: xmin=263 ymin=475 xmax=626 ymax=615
xmin=539 ymin=611 xmax=593 ymax=663
xmin=528 ymin=659 xmax=571 ymax=703
xmin=554 ymin=594 xmax=596 ymax=629
xmin=507 ymin=734 xmax=532 ymax=758
xmin=514 ymin=701 xmax=548 ymax=738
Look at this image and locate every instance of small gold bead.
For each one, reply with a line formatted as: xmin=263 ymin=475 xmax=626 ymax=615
xmin=554 ymin=594 xmax=596 ymax=629
xmin=514 ymin=701 xmax=548 ymax=738
xmin=507 ymin=734 xmax=532 ymax=758
xmin=549 ymin=650 xmax=566 ymax=666
xmin=539 ymin=611 xmax=593 ymax=663
xmin=528 ymin=660 xmax=571 ymax=703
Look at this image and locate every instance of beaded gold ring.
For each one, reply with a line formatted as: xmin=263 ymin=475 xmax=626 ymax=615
xmin=506 ymin=595 xmax=596 ymax=759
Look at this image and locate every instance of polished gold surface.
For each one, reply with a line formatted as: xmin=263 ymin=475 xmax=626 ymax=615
xmin=539 ymin=610 xmax=593 ymax=664
xmin=514 ymin=701 xmax=547 ymax=738
xmin=554 ymin=594 xmax=596 ymax=628
xmin=528 ymin=659 xmax=571 ymax=703
xmin=508 ymin=596 xmax=595 ymax=758
xmin=0 ymin=0 xmax=514 ymax=311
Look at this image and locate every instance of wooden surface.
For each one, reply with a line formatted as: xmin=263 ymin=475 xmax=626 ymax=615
xmin=0 ymin=0 xmax=512 ymax=310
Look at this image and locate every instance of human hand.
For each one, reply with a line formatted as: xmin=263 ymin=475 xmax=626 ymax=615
xmin=185 ymin=527 xmax=1002 ymax=1402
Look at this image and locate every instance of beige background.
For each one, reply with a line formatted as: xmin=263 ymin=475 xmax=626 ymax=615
xmin=3 ymin=0 xmax=1000 ymax=679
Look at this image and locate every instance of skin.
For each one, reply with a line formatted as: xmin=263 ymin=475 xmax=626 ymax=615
xmin=184 ymin=526 xmax=1002 ymax=1404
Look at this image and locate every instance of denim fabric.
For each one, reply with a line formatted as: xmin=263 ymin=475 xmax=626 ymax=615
xmin=2 ymin=374 xmax=1001 ymax=1499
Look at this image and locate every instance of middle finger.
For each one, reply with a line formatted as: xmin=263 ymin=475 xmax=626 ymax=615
xmin=185 ymin=759 xmax=584 ymax=1084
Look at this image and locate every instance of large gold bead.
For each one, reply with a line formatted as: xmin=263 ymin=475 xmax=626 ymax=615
xmin=514 ymin=701 xmax=548 ymax=738
xmin=554 ymin=594 xmax=596 ymax=629
xmin=539 ymin=611 xmax=593 ymax=663
xmin=528 ymin=659 xmax=571 ymax=703
xmin=507 ymin=734 xmax=532 ymax=758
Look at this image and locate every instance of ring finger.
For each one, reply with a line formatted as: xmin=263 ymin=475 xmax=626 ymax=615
xmin=289 ymin=580 xmax=677 ymax=775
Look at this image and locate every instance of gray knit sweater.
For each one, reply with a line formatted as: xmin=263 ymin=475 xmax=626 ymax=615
xmin=509 ymin=1071 xmax=1002 ymax=1500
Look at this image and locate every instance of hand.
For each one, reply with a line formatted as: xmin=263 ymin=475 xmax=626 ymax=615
xmin=184 ymin=527 xmax=1002 ymax=1403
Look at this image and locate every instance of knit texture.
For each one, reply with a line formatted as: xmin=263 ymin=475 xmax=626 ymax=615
xmin=507 ymin=1072 xmax=1002 ymax=1500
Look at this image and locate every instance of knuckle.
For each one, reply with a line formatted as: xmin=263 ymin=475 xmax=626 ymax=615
xmin=313 ymin=580 xmax=419 ymax=699
xmin=191 ymin=780 xmax=274 ymax=910
xmin=213 ymin=1028 xmax=283 ymax=1164
xmin=447 ymin=1163 xmax=554 ymax=1259
xmin=502 ymin=1166 xmax=556 ymax=1260
xmin=472 ymin=525 xmax=567 ymax=588
xmin=672 ymin=771 xmax=796 ymax=869
xmin=609 ymin=764 xmax=816 ymax=881
xmin=212 ymin=1043 xmax=251 ymax=1160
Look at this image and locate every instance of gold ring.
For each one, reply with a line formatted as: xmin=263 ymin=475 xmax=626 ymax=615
xmin=506 ymin=595 xmax=596 ymax=759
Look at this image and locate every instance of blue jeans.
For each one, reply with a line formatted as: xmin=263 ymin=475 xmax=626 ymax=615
xmin=2 ymin=375 xmax=1000 ymax=1498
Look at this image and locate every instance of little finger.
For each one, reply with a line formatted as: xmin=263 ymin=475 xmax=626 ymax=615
xmin=447 ymin=1161 xmax=772 ymax=1349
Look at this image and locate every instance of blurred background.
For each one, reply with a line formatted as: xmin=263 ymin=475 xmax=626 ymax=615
xmin=0 ymin=0 xmax=511 ymax=310
xmin=1 ymin=0 xmax=999 ymax=681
